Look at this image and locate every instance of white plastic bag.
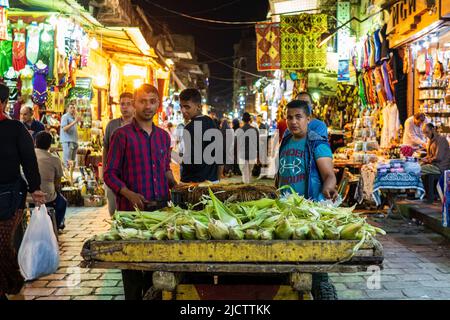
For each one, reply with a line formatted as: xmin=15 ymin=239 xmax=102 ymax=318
xmin=18 ymin=205 xmax=60 ymax=281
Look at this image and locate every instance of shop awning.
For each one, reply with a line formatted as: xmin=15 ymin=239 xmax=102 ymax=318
xmin=172 ymin=72 xmax=187 ymax=90
xmin=90 ymin=27 xmax=161 ymax=68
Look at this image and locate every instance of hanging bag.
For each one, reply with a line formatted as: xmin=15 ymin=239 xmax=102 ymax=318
xmin=18 ymin=205 xmax=60 ymax=281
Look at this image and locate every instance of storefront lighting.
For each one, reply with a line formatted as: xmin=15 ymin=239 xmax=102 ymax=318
xmin=133 ymin=79 xmax=144 ymax=89
xmin=123 ymin=64 xmax=147 ymax=77
xmin=96 ymin=75 xmax=106 ymax=87
xmin=90 ymin=37 xmax=99 ymax=50
xmin=431 ymin=36 xmax=439 ymax=43
xmin=423 ymin=41 xmax=430 ymax=49
xmin=312 ymin=92 xmax=320 ymax=101
xmin=165 ymin=59 xmax=174 ymax=66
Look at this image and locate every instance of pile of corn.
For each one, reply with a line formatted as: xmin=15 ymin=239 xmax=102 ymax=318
xmin=95 ymin=188 xmax=385 ymax=253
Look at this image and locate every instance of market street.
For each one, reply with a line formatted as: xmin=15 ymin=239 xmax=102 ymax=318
xmin=9 ymin=204 xmax=450 ymax=300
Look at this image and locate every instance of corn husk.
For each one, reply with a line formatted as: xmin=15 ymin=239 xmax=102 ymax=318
xmin=167 ymin=226 xmax=181 ymax=240
xmin=208 ymin=219 xmax=229 ymax=240
xmin=340 ymin=221 xmax=364 ymax=240
xmin=153 ymin=229 xmax=167 ymax=240
xmin=229 ymin=226 xmax=244 ymax=240
xmin=194 ymin=221 xmax=210 ymax=240
xmin=245 ymin=229 xmax=260 ymax=240
xmin=275 ymin=218 xmax=293 ymax=240
xmin=324 ymin=226 xmax=340 ymax=240
xmin=180 ymin=225 xmax=196 ymax=240
xmin=259 ymin=229 xmax=274 ymax=240
xmin=293 ymin=226 xmax=309 ymax=240
xmin=308 ymin=224 xmax=324 ymax=240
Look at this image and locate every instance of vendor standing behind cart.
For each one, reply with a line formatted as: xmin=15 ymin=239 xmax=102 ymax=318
xmin=276 ymin=100 xmax=337 ymax=201
xmin=104 ymin=84 xmax=177 ymax=300
xmin=179 ymin=88 xmax=222 ymax=182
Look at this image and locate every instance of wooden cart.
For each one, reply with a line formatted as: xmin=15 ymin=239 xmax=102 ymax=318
xmin=81 ymin=239 xmax=383 ymax=300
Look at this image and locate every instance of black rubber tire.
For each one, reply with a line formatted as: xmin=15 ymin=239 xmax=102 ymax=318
xmin=311 ymin=273 xmax=338 ymax=300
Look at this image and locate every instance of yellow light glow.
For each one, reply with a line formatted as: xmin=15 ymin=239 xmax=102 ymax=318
xmin=166 ymin=58 xmax=174 ymax=66
xmin=133 ymin=79 xmax=144 ymax=89
xmin=90 ymin=37 xmax=99 ymax=50
xmin=123 ymin=64 xmax=147 ymax=77
xmin=96 ymin=75 xmax=107 ymax=87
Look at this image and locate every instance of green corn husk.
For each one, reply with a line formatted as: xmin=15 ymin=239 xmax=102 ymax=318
xmin=293 ymin=225 xmax=309 ymax=240
xmin=324 ymin=226 xmax=340 ymax=240
xmin=167 ymin=226 xmax=181 ymax=240
xmin=240 ymin=198 xmax=276 ymax=210
xmin=229 ymin=226 xmax=244 ymax=240
xmin=259 ymin=229 xmax=274 ymax=240
xmin=194 ymin=221 xmax=210 ymax=240
xmin=275 ymin=218 xmax=293 ymax=240
xmin=153 ymin=229 xmax=168 ymax=240
xmin=308 ymin=224 xmax=324 ymax=240
xmin=340 ymin=221 xmax=364 ymax=240
xmin=180 ymin=225 xmax=196 ymax=240
xmin=245 ymin=229 xmax=260 ymax=240
xmin=208 ymin=219 xmax=229 ymax=240
xmin=95 ymin=229 xmax=121 ymax=241
xmin=260 ymin=214 xmax=281 ymax=228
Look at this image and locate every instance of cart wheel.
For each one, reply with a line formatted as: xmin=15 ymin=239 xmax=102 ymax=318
xmin=311 ymin=273 xmax=338 ymax=300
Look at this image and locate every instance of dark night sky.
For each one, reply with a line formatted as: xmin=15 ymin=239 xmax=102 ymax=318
xmin=134 ymin=0 xmax=269 ymax=112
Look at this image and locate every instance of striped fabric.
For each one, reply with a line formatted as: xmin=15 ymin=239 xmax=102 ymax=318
xmin=104 ymin=119 xmax=172 ymax=211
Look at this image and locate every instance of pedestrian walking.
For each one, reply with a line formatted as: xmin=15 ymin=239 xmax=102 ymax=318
xmin=104 ymin=84 xmax=177 ymax=300
xmin=102 ymin=92 xmax=134 ymax=216
xmin=60 ymin=100 xmax=81 ymax=168
xmin=236 ymin=112 xmax=259 ymax=184
xmin=0 ymin=84 xmax=46 ymax=300
xmin=35 ymin=131 xmax=67 ymax=232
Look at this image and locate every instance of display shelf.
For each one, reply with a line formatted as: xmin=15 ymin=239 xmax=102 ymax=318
xmin=419 ymin=98 xmax=445 ymax=101
xmin=425 ymin=112 xmax=450 ymax=115
xmin=418 ymin=86 xmax=447 ymax=90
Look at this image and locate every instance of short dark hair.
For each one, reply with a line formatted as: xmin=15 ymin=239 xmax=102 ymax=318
xmin=134 ymin=84 xmax=159 ymax=100
xmin=242 ymin=112 xmax=251 ymax=123
xmin=35 ymin=131 xmax=52 ymax=150
xmin=0 ymin=84 xmax=9 ymax=104
xmin=120 ymin=92 xmax=133 ymax=100
xmin=296 ymin=91 xmax=313 ymax=103
xmin=180 ymin=88 xmax=202 ymax=105
xmin=286 ymin=100 xmax=312 ymax=116
xmin=414 ymin=112 xmax=426 ymax=122
xmin=425 ymin=123 xmax=435 ymax=131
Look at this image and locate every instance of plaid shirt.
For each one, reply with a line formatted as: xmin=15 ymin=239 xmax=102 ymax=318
xmin=104 ymin=119 xmax=172 ymax=211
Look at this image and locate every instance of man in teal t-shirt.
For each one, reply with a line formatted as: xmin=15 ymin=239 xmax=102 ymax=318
xmin=276 ymin=100 xmax=337 ymax=201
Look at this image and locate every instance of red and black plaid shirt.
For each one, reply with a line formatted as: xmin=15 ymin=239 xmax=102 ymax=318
xmin=104 ymin=119 xmax=172 ymax=211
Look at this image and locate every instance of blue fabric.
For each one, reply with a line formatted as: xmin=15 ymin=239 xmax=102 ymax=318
xmin=282 ymin=119 xmax=328 ymax=139
xmin=372 ymin=172 xmax=425 ymax=206
xmin=279 ymin=130 xmax=331 ymax=201
xmin=60 ymin=113 xmax=78 ymax=143
xmin=23 ymin=119 xmax=45 ymax=140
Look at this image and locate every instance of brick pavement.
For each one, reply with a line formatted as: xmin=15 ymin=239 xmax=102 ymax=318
xmin=8 ymin=204 xmax=450 ymax=300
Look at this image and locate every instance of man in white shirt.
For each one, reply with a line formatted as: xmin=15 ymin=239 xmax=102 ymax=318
xmin=402 ymin=113 xmax=427 ymax=148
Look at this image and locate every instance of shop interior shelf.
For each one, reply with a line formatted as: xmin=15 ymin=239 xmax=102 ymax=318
xmin=418 ymin=87 xmax=447 ymax=90
xmin=419 ymin=98 xmax=445 ymax=101
xmin=425 ymin=112 xmax=450 ymax=115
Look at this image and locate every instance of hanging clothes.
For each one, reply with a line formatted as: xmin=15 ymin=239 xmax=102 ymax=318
xmin=32 ymin=63 xmax=49 ymax=106
xmin=379 ymin=24 xmax=389 ymax=61
xmin=381 ymin=61 xmax=394 ymax=102
xmin=4 ymin=68 xmax=19 ymax=102
xmin=358 ymin=74 xmax=368 ymax=106
xmin=380 ymin=102 xmax=400 ymax=148
xmin=0 ymin=28 xmax=12 ymax=76
xmin=368 ymin=34 xmax=376 ymax=68
xmin=363 ymin=36 xmax=369 ymax=69
xmin=26 ymin=23 xmax=40 ymax=65
xmin=37 ymin=24 xmax=55 ymax=80
xmin=373 ymin=67 xmax=387 ymax=106
xmin=20 ymin=65 xmax=34 ymax=101
xmin=12 ymin=26 xmax=26 ymax=71
xmin=373 ymin=29 xmax=382 ymax=64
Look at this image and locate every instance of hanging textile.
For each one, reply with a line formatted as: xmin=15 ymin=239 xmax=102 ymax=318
xmin=37 ymin=24 xmax=55 ymax=80
xmin=280 ymin=14 xmax=327 ymax=70
xmin=0 ymin=27 xmax=12 ymax=76
xmin=12 ymin=25 xmax=26 ymax=71
xmin=255 ymin=22 xmax=280 ymax=71
xmin=20 ymin=65 xmax=34 ymax=102
xmin=0 ymin=6 xmax=7 ymax=41
xmin=4 ymin=67 xmax=19 ymax=102
xmin=32 ymin=63 xmax=49 ymax=106
xmin=26 ymin=22 xmax=40 ymax=65
xmin=380 ymin=102 xmax=400 ymax=148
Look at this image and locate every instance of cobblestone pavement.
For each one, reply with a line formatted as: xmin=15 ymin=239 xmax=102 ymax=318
xmin=9 ymin=204 xmax=450 ymax=300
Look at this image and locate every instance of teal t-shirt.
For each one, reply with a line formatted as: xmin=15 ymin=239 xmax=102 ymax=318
xmin=279 ymin=137 xmax=332 ymax=196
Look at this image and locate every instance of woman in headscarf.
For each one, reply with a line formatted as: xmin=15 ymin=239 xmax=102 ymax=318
xmin=0 ymin=84 xmax=46 ymax=300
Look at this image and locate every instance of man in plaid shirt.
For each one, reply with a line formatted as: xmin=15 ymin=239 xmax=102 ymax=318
xmin=104 ymin=83 xmax=177 ymax=299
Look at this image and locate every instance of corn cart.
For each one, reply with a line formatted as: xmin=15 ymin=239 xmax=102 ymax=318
xmin=81 ymin=238 xmax=383 ymax=300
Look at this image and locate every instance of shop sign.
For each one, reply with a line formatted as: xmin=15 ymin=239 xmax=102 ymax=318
xmin=387 ymin=0 xmax=441 ymax=48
